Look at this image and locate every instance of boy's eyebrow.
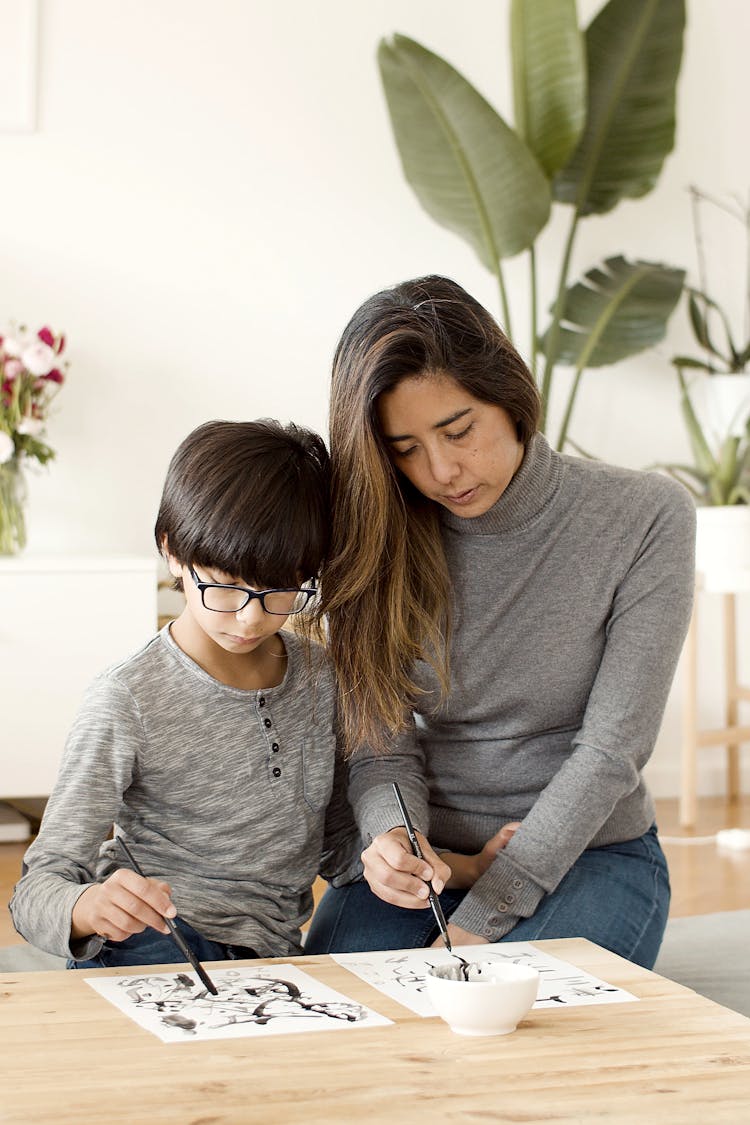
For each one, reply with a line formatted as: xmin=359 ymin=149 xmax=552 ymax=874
xmin=383 ymin=407 xmax=473 ymax=444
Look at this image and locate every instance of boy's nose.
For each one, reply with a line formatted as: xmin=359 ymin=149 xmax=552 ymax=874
xmin=235 ymin=596 xmax=267 ymax=623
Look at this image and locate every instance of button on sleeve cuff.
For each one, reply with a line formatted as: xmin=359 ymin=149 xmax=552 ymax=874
xmin=448 ymin=858 xmax=545 ymax=941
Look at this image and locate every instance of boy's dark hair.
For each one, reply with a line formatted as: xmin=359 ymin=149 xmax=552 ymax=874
xmin=154 ymin=419 xmax=330 ymax=589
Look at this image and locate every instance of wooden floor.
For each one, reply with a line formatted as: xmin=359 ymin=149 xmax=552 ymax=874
xmin=1 ymin=795 xmax=747 ymax=948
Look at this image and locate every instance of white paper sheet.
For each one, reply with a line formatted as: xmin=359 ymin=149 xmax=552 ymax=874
xmin=332 ymin=941 xmax=638 ymax=1017
xmin=85 ymin=963 xmax=392 ymax=1043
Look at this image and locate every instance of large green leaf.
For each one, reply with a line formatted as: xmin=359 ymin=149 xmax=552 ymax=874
xmin=377 ymin=34 xmax=551 ymax=267
xmin=510 ymin=0 xmax=586 ymax=178
xmin=554 ymin=0 xmax=685 ymax=215
xmin=542 ymin=256 xmax=685 ymax=368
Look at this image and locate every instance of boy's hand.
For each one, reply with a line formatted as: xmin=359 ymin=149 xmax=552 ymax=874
xmin=361 ymin=827 xmax=452 ymax=909
xmin=71 ymin=868 xmax=177 ymax=942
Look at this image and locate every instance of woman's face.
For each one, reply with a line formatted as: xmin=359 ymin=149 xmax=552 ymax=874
xmin=376 ymin=370 xmax=524 ymax=518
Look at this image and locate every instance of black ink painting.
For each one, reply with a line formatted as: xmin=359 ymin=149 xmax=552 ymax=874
xmin=85 ymin=964 xmax=392 ymax=1042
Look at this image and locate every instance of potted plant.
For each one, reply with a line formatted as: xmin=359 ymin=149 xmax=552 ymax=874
xmin=377 ymin=0 xmax=686 ymax=450
xmin=672 ymin=186 xmax=750 ymax=443
xmin=664 ymin=187 xmax=750 ymax=571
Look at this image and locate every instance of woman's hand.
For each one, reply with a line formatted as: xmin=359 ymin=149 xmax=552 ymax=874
xmin=432 ymin=923 xmax=489 ymax=948
xmin=361 ymin=827 xmax=452 ymax=909
xmin=428 ymin=823 xmax=521 ymax=946
xmin=441 ymin=821 xmax=521 ymax=890
xmin=71 ymin=868 xmax=177 ymax=942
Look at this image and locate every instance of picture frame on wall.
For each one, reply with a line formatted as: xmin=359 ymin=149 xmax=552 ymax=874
xmin=0 ymin=0 xmax=39 ymax=132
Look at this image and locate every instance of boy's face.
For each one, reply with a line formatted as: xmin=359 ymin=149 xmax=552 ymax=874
xmin=166 ymin=555 xmax=291 ymax=663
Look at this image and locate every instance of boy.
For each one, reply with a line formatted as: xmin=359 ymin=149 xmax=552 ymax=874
xmin=10 ymin=419 xmax=359 ymax=966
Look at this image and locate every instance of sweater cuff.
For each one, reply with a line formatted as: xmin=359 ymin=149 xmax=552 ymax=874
xmin=449 ymin=853 xmax=545 ymax=940
xmin=354 ymin=782 xmax=429 ymax=845
xmin=67 ymin=882 xmax=104 ymax=961
xmin=69 ymin=933 xmax=104 ymax=961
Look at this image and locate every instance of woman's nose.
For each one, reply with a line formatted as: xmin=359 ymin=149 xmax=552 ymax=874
xmin=427 ymin=447 xmax=459 ymax=485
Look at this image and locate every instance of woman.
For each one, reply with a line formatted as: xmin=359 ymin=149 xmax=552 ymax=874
xmin=305 ymin=275 xmax=695 ymax=968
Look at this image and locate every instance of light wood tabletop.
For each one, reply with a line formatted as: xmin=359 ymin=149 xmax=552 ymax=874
xmin=2 ymin=938 xmax=749 ymax=1124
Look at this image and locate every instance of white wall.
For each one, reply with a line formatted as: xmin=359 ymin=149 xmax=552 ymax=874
xmin=1 ymin=0 xmax=749 ymax=798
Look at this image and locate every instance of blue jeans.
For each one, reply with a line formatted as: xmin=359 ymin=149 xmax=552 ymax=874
xmin=305 ymin=826 xmax=670 ymax=969
xmin=67 ymin=917 xmax=259 ymax=970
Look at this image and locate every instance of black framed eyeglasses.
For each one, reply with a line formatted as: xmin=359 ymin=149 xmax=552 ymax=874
xmin=189 ymin=567 xmax=317 ymax=615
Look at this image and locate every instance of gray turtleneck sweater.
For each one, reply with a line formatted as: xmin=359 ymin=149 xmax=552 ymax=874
xmin=348 ymin=434 xmax=696 ymax=940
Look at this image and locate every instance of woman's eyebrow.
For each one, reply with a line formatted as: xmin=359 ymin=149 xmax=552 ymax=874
xmin=384 ymin=407 xmax=473 ymax=443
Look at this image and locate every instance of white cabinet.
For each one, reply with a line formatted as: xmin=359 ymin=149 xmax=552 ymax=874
xmin=0 ymin=555 xmax=158 ymax=796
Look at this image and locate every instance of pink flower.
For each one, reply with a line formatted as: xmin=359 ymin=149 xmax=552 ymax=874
xmin=21 ymin=340 xmax=55 ymax=377
xmin=3 ymin=358 xmax=23 ymax=379
xmin=0 ymin=431 xmax=15 ymax=464
xmin=1 ymin=320 xmax=68 ymax=468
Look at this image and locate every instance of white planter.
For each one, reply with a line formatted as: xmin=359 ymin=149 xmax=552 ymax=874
xmin=689 ymin=373 xmax=750 ymax=445
xmin=695 ymin=504 xmax=750 ymax=576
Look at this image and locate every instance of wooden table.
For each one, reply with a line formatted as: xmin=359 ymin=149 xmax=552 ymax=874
xmin=2 ymin=939 xmax=749 ymax=1124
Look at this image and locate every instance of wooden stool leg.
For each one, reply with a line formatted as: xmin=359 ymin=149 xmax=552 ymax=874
xmin=724 ymin=593 xmax=741 ymax=802
xmin=680 ymin=597 xmax=699 ymax=828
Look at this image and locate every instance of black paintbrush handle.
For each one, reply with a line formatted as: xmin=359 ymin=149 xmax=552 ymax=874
xmin=116 ymin=836 xmax=219 ymax=995
xmin=391 ymin=782 xmax=453 ymax=952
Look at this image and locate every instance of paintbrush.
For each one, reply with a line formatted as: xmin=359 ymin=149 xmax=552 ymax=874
xmin=116 ymin=836 xmax=219 ymax=995
xmin=391 ymin=783 xmax=470 ymax=980
xmin=391 ymin=782 xmax=453 ymax=948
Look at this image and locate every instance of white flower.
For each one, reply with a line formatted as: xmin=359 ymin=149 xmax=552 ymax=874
xmin=21 ymin=340 xmax=55 ymax=377
xmin=1 ymin=335 xmax=24 ymax=358
xmin=0 ymin=431 xmax=15 ymax=463
xmin=16 ymin=415 xmax=44 ymax=436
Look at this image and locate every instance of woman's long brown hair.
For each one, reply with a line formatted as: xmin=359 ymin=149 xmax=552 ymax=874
xmin=322 ymin=276 xmax=540 ymax=756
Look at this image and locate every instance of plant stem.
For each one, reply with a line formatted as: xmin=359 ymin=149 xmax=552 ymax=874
xmin=556 ymin=367 xmax=583 ymax=452
xmin=529 ymin=246 xmax=538 ymax=381
xmin=540 ymin=209 xmax=580 ymax=436
xmin=496 ymin=261 xmax=512 ymax=341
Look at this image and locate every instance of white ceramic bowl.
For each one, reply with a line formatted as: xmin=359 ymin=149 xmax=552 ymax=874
xmin=425 ymin=960 xmax=539 ymax=1036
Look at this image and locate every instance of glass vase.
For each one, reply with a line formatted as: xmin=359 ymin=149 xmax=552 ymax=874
xmin=0 ymin=457 xmax=27 ymax=555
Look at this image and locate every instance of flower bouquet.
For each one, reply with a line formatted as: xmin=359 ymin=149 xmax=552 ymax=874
xmin=0 ymin=324 xmax=68 ymax=553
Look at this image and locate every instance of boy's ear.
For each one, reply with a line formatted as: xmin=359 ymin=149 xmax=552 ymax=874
xmin=161 ymin=537 xmax=183 ymax=581
xmin=166 ymin=555 xmax=183 ymax=581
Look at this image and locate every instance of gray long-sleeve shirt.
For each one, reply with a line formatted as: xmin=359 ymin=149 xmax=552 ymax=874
xmin=10 ymin=626 xmax=359 ymax=960
xmin=348 ymin=434 xmax=696 ymax=940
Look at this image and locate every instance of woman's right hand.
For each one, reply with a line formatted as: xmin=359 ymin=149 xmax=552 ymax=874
xmin=361 ymin=827 xmax=452 ymax=909
xmin=70 ymin=868 xmax=177 ymax=942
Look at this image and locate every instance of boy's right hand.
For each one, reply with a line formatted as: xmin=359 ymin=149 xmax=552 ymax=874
xmin=70 ymin=868 xmax=177 ymax=942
